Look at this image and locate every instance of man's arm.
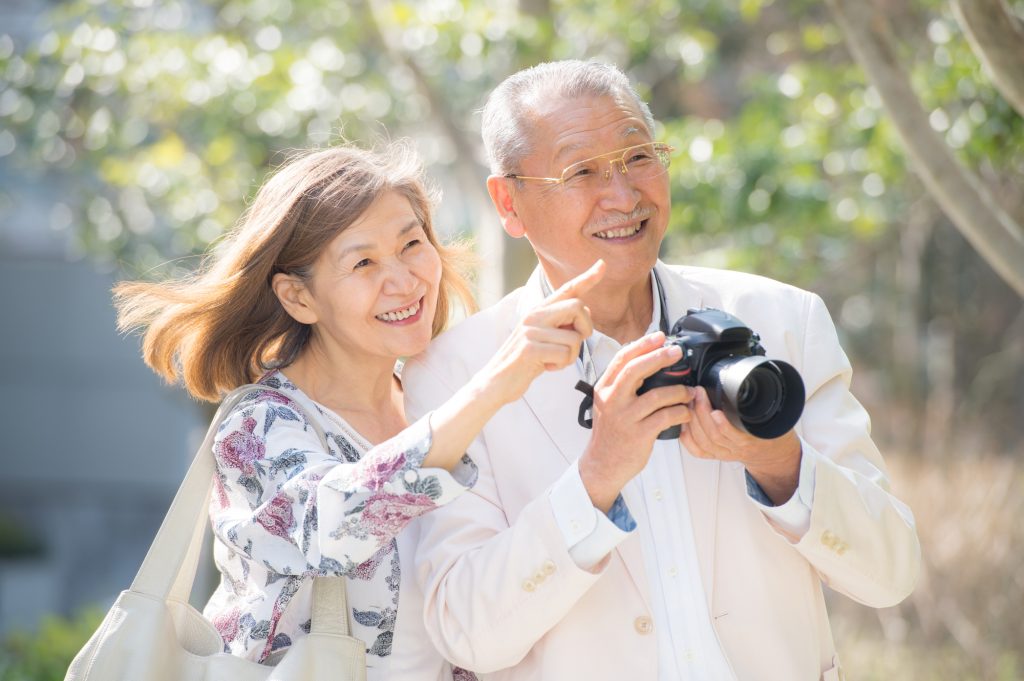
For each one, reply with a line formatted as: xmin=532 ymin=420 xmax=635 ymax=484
xmin=787 ymin=292 xmax=920 ymax=607
xmin=403 ymin=358 xmax=606 ymax=672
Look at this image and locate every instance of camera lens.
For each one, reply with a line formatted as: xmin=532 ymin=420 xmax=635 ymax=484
xmin=705 ymin=356 xmax=804 ymax=439
xmin=736 ymin=366 xmax=784 ymax=425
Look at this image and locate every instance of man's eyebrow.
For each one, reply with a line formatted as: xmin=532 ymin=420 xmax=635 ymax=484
xmin=338 ymin=219 xmax=422 ymax=259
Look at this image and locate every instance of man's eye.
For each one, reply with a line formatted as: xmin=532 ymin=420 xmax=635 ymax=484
xmin=628 ymin=150 xmax=654 ymax=163
xmin=566 ymin=165 xmax=594 ymax=180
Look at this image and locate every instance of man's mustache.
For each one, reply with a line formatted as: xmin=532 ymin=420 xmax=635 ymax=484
xmin=589 ymin=206 xmax=654 ymax=232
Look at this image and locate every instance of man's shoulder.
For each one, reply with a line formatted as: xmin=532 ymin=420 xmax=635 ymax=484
xmin=662 ymin=263 xmax=820 ymax=315
xmin=666 ymin=263 xmax=811 ymax=298
xmin=406 ymin=286 xmax=526 ymax=380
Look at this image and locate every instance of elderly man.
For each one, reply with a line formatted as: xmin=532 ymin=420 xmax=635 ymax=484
xmin=402 ymin=60 xmax=919 ymax=681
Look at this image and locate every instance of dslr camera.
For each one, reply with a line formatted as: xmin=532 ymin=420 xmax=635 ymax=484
xmin=639 ymin=308 xmax=805 ymax=440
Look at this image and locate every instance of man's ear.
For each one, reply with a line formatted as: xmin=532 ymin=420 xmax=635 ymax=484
xmin=271 ymin=272 xmax=319 ymax=325
xmin=486 ymin=175 xmax=527 ymax=239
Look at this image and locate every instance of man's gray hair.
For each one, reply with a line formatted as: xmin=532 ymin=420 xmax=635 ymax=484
xmin=480 ymin=60 xmax=657 ymax=176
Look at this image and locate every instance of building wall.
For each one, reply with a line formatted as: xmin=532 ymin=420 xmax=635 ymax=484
xmin=0 ymin=255 xmax=206 ymax=635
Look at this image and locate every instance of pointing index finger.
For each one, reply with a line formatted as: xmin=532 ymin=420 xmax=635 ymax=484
xmin=547 ymin=260 xmax=606 ymax=303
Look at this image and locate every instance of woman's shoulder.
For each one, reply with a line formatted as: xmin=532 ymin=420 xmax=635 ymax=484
xmin=215 ymin=372 xmax=322 ymax=447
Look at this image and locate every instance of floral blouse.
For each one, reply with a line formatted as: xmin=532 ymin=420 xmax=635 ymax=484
xmin=202 ymin=371 xmax=478 ymax=678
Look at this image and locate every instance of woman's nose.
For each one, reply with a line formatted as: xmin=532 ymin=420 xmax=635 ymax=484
xmin=382 ymin=260 xmax=418 ymax=294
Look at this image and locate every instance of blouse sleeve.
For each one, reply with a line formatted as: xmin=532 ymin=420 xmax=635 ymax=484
xmin=210 ymin=391 xmax=478 ymax=577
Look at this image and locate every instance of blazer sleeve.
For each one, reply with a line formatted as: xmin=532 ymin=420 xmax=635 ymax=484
xmin=403 ymin=359 xmax=608 ymax=673
xmin=789 ymin=292 xmax=921 ymax=607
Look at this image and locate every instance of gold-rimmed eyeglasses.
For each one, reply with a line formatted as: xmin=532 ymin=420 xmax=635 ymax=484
xmin=504 ymin=142 xmax=673 ymax=191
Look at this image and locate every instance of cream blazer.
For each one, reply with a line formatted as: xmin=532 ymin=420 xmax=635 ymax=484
xmin=401 ymin=262 xmax=920 ymax=681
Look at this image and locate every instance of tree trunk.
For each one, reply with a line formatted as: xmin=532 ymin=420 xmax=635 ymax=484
xmin=362 ymin=0 xmax=505 ymax=304
xmin=826 ymin=0 xmax=1024 ymax=298
xmin=950 ymin=0 xmax=1024 ymax=119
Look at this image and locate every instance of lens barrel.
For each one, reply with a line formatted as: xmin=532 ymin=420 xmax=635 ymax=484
xmin=706 ymin=356 xmax=804 ymax=439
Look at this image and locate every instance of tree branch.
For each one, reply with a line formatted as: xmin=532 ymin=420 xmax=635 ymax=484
xmin=950 ymin=0 xmax=1024 ymax=118
xmin=826 ymin=0 xmax=1024 ymax=297
xmin=361 ymin=0 xmax=504 ymax=303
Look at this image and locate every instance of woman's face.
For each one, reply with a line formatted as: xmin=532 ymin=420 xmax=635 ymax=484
xmin=302 ymin=190 xmax=443 ymax=365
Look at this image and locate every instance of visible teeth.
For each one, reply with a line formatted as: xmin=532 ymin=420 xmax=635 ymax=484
xmin=595 ymin=224 xmax=642 ymax=239
xmin=376 ymin=300 xmax=420 ymax=322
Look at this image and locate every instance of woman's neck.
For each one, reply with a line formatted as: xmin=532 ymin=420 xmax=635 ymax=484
xmin=281 ymin=339 xmax=400 ymax=418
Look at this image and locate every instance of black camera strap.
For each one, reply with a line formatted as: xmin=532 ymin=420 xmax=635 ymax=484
xmin=561 ymin=268 xmax=669 ymax=430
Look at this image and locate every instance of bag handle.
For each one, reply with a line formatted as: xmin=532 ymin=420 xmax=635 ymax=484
xmin=131 ymin=383 xmax=352 ymax=636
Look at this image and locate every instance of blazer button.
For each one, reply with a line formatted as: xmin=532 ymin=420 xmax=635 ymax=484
xmin=634 ymin=616 xmax=653 ymax=635
xmin=522 ymin=578 xmax=536 ymax=592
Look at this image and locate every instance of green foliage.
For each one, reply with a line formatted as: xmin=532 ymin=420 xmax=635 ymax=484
xmin=0 ymin=609 xmax=102 ymax=681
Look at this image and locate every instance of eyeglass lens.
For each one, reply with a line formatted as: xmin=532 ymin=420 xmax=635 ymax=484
xmin=561 ymin=144 xmax=670 ymax=188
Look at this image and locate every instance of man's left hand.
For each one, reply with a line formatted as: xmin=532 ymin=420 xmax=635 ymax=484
xmin=680 ymin=386 xmax=802 ymax=505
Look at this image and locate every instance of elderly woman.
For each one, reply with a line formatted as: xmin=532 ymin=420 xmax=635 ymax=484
xmin=114 ymin=141 xmax=602 ymax=679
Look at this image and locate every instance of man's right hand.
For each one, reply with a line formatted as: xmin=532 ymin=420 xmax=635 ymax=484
xmin=578 ymin=333 xmax=695 ymax=512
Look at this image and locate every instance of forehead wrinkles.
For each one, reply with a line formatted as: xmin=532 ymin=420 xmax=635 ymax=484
xmin=526 ymin=97 xmax=651 ymax=169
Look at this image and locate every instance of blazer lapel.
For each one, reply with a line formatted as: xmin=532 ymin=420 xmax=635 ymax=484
xmin=516 ymin=268 xmax=654 ymax=608
xmin=655 ymin=261 xmax=724 ymax=613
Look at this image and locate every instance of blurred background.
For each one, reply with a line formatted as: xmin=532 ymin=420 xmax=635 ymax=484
xmin=0 ymin=0 xmax=1021 ymax=678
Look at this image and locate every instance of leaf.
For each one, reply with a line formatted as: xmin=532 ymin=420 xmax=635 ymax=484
xmin=367 ymin=631 xmax=393 ymax=657
xmin=353 ymin=609 xmax=383 ymax=627
xmin=268 ymin=449 xmax=307 ymax=476
xmin=249 ymin=620 xmax=270 ymax=640
xmin=270 ymin=632 xmax=292 ymax=651
xmin=237 ymin=475 xmax=263 ymax=498
xmin=276 ymin=406 xmax=300 ymax=421
xmin=408 ymin=476 xmax=443 ymax=500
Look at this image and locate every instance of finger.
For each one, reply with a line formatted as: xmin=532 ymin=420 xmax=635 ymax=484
xmin=691 ymin=387 xmax=736 ymax=452
xmin=599 ymin=332 xmax=668 ymax=387
xmin=634 ymin=385 xmax=694 ymax=419
xmin=524 ymin=341 xmax=580 ymax=371
xmin=684 ymin=399 xmax=717 ymax=456
xmin=525 ymin=299 xmax=594 ymax=338
xmin=641 ymin=404 xmax=691 ymax=439
xmin=546 ymin=259 xmax=606 ymax=303
xmin=613 ymin=342 xmax=686 ymax=394
xmin=522 ymin=326 xmax=585 ymax=357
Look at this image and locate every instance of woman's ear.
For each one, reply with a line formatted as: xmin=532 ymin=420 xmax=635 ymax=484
xmin=486 ymin=175 xmax=527 ymax=239
xmin=271 ymin=272 xmax=319 ymax=325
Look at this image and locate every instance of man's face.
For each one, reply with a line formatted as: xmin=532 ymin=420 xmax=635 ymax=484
xmin=494 ymin=93 xmax=670 ymax=290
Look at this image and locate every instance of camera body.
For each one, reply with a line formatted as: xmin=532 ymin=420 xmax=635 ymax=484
xmin=639 ymin=308 xmax=805 ymax=440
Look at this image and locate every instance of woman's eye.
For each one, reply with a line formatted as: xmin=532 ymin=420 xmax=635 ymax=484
xmin=353 ymin=258 xmax=372 ymax=269
xmin=403 ymin=239 xmax=422 ymax=251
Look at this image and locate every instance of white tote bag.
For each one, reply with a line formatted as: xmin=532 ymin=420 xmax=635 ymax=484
xmin=65 ymin=385 xmax=367 ymax=681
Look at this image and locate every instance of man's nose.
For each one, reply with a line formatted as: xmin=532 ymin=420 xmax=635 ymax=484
xmin=597 ymin=161 xmax=641 ymax=210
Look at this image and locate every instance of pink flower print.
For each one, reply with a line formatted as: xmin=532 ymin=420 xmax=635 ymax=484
xmin=256 ymin=495 xmax=296 ymax=540
xmin=361 ymin=492 xmax=436 ymax=539
xmin=255 ymin=389 xmax=292 ymax=406
xmin=356 ymin=451 xmax=408 ymax=491
xmin=213 ymin=476 xmax=230 ymax=510
xmin=212 ymin=608 xmax=241 ymax=643
xmin=218 ymin=416 xmax=265 ymax=476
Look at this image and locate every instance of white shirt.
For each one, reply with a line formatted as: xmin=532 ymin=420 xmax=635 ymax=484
xmin=547 ymin=273 xmax=819 ymax=680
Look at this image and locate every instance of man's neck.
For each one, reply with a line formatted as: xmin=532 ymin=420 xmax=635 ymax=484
xmin=586 ymin=274 xmax=654 ymax=345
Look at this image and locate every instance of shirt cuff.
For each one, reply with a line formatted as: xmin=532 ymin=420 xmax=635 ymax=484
xmin=745 ymin=441 xmax=818 ymax=538
xmin=548 ymin=460 xmax=634 ymax=570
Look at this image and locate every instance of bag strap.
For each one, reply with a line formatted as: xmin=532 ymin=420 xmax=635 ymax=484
xmin=131 ymin=383 xmax=352 ymax=636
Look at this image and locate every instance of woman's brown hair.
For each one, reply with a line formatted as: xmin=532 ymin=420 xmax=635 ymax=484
xmin=114 ymin=141 xmax=475 ymax=402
